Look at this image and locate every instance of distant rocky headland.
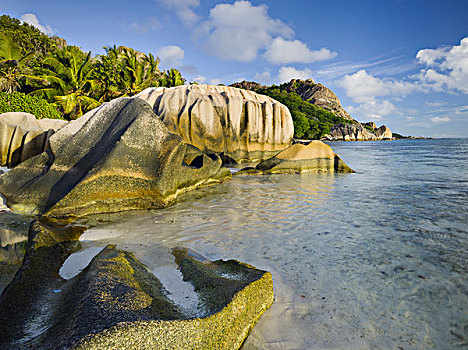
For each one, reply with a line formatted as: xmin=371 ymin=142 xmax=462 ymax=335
xmin=231 ymin=79 xmax=394 ymax=141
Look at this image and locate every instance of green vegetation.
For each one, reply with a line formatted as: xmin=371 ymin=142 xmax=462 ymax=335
xmin=0 ymin=15 xmax=186 ymax=120
xmin=0 ymin=91 xmax=61 ymax=119
xmin=363 ymin=124 xmax=375 ymax=133
xmin=257 ymin=86 xmax=352 ymax=139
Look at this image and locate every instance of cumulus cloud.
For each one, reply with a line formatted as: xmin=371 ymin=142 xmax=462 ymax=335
xmin=157 ymin=0 xmax=200 ymax=26
xmin=278 ymin=66 xmax=313 ymax=82
xmin=210 ymin=78 xmax=221 ymax=85
xmin=193 ymin=75 xmax=207 ymax=83
xmin=124 ymin=18 xmax=160 ymax=33
xmin=20 ymin=13 xmax=54 ymax=35
xmin=347 ymin=100 xmax=396 ymax=121
xmin=196 ymin=1 xmax=293 ymax=62
xmin=339 ymin=69 xmax=422 ymax=103
xmin=417 ymin=36 xmax=468 ymax=94
xmin=430 ymin=116 xmax=451 ymax=123
xmin=265 ymin=37 xmax=337 ymax=64
xmin=254 ymin=70 xmax=271 ymax=83
xmin=157 ymin=45 xmax=184 ymax=67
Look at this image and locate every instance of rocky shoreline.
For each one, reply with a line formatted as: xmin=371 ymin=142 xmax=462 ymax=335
xmin=0 ymin=85 xmax=354 ymax=349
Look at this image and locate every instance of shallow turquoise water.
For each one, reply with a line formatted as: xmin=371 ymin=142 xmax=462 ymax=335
xmin=2 ymin=139 xmax=468 ymax=349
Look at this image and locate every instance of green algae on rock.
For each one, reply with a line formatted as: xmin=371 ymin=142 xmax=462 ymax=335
xmin=235 ymin=140 xmax=354 ymax=175
xmin=0 ymin=220 xmax=273 ymax=349
xmin=0 ymin=97 xmax=231 ymax=218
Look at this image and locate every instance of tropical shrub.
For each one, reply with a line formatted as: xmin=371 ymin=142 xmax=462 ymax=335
xmin=0 ymin=91 xmax=62 ymax=119
xmin=257 ymin=87 xmax=352 ymax=139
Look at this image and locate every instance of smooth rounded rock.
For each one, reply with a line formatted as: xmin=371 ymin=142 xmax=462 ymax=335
xmin=136 ymin=84 xmax=294 ymax=163
xmin=236 ymin=140 xmax=354 ymax=175
xmin=0 ymin=112 xmax=66 ymax=168
xmin=0 ymin=98 xmax=230 ymax=218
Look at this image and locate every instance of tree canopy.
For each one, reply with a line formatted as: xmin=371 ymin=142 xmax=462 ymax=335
xmin=256 ymin=86 xmax=353 ymax=139
xmin=0 ymin=15 xmax=187 ymax=120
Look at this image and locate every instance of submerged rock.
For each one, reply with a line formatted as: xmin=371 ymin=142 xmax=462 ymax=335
xmin=0 ymin=98 xmax=230 ymax=218
xmin=236 ymin=141 xmax=354 ymax=175
xmin=0 ymin=112 xmax=67 ymax=168
xmin=136 ymin=84 xmax=294 ymax=163
xmin=0 ymin=221 xmax=273 ymax=349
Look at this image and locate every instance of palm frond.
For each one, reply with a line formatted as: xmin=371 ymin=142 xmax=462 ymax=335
xmin=0 ymin=33 xmax=21 ymax=61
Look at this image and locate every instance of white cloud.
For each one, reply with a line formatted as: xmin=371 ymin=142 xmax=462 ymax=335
xmin=124 ymin=18 xmax=160 ymax=33
xmin=417 ymin=37 xmax=468 ymax=94
xmin=157 ymin=0 xmax=200 ymax=26
xmin=278 ymin=66 xmax=313 ymax=83
xmin=196 ymin=1 xmax=293 ymax=62
xmin=406 ymin=116 xmax=415 ymax=121
xmin=20 ymin=13 xmax=54 ymax=35
xmin=339 ymin=69 xmax=422 ymax=103
xmin=194 ymin=75 xmax=207 ymax=83
xmin=157 ymin=45 xmax=184 ymax=67
xmin=425 ymin=101 xmax=447 ymax=107
xmin=265 ymin=37 xmax=337 ymax=64
xmin=347 ymin=100 xmax=396 ymax=121
xmin=210 ymin=78 xmax=221 ymax=85
xmin=430 ymin=116 xmax=451 ymax=123
xmin=254 ymin=70 xmax=271 ymax=83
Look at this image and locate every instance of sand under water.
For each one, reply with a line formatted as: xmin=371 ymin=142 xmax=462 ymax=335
xmin=1 ymin=139 xmax=467 ymax=349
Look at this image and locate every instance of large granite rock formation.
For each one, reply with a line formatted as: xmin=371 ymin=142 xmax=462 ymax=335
xmin=282 ymin=79 xmax=354 ymax=121
xmin=0 ymin=220 xmax=273 ymax=349
xmin=0 ymin=98 xmax=230 ymax=218
xmin=0 ymin=112 xmax=67 ymax=168
xmin=235 ymin=141 xmax=354 ymax=175
xmin=325 ymin=123 xmax=393 ymax=141
xmin=136 ymin=84 xmax=294 ymax=163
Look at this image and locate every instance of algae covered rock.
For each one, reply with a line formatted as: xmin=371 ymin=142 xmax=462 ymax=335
xmin=0 ymin=112 xmax=67 ymax=168
xmin=236 ymin=140 xmax=354 ymax=175
xmin=136 ymin=84 xmax=294 ymax=163
xmin=0 ymin=220 xmax=273 ymax=349
xmin=0 ymin=98 xmax=230 ymax=218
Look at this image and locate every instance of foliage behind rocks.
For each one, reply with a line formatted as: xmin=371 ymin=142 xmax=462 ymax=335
xmin=0 ymin=91 xmax=62 ymax=119
xmin=0 ymin=15 xmax=186 ymax=120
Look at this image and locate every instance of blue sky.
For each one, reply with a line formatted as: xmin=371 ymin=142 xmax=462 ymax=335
xmin=2 ymin=0 xmax=468 ymax=137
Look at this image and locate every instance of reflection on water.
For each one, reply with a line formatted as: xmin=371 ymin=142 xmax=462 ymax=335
xmin=2 ymin=139 xmax=468 ymax=349
xmin=0 ymin=212 xmax=32 ymax=293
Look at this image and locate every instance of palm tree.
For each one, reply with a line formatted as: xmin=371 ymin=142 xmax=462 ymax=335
xmin=158 ymin=68 xmax=185 ymax=87
xmin=118 ymin=48 xmax=162 ymax=96
xmin=91 ymin=45 xmax=123 ymax=102
xmin=0 ymin=33 xmax=29 ymax=92
xmin=32 ymin=46 xmax=99 ymax=119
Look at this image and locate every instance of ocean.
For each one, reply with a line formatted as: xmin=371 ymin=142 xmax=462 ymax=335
xmin=1 ymin=138 xmax=467 ymax=349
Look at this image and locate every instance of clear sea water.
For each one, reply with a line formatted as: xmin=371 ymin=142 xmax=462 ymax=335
xmin=1 ymin=138 xmax=467 ymax=349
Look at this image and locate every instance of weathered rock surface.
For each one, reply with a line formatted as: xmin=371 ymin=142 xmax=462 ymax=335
xmin=0 ymin=98 xmax=230 ymax=218
xmin=136 ymin=84 xmax=294 ymax=163
xmin=374 ymin=125 xmax=393 ymax=140
xmin=282 ymin=79 xmax=355 ymax=121
xmin=235 ymin=141 xmax=354 ymax=175
xmin=0 ymin=220 xmax=273 ymax=349
xmin=0 ymin=112 xmax=67 ymax=168
xmin=324 ymin=123 xmax=393 ymax=141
